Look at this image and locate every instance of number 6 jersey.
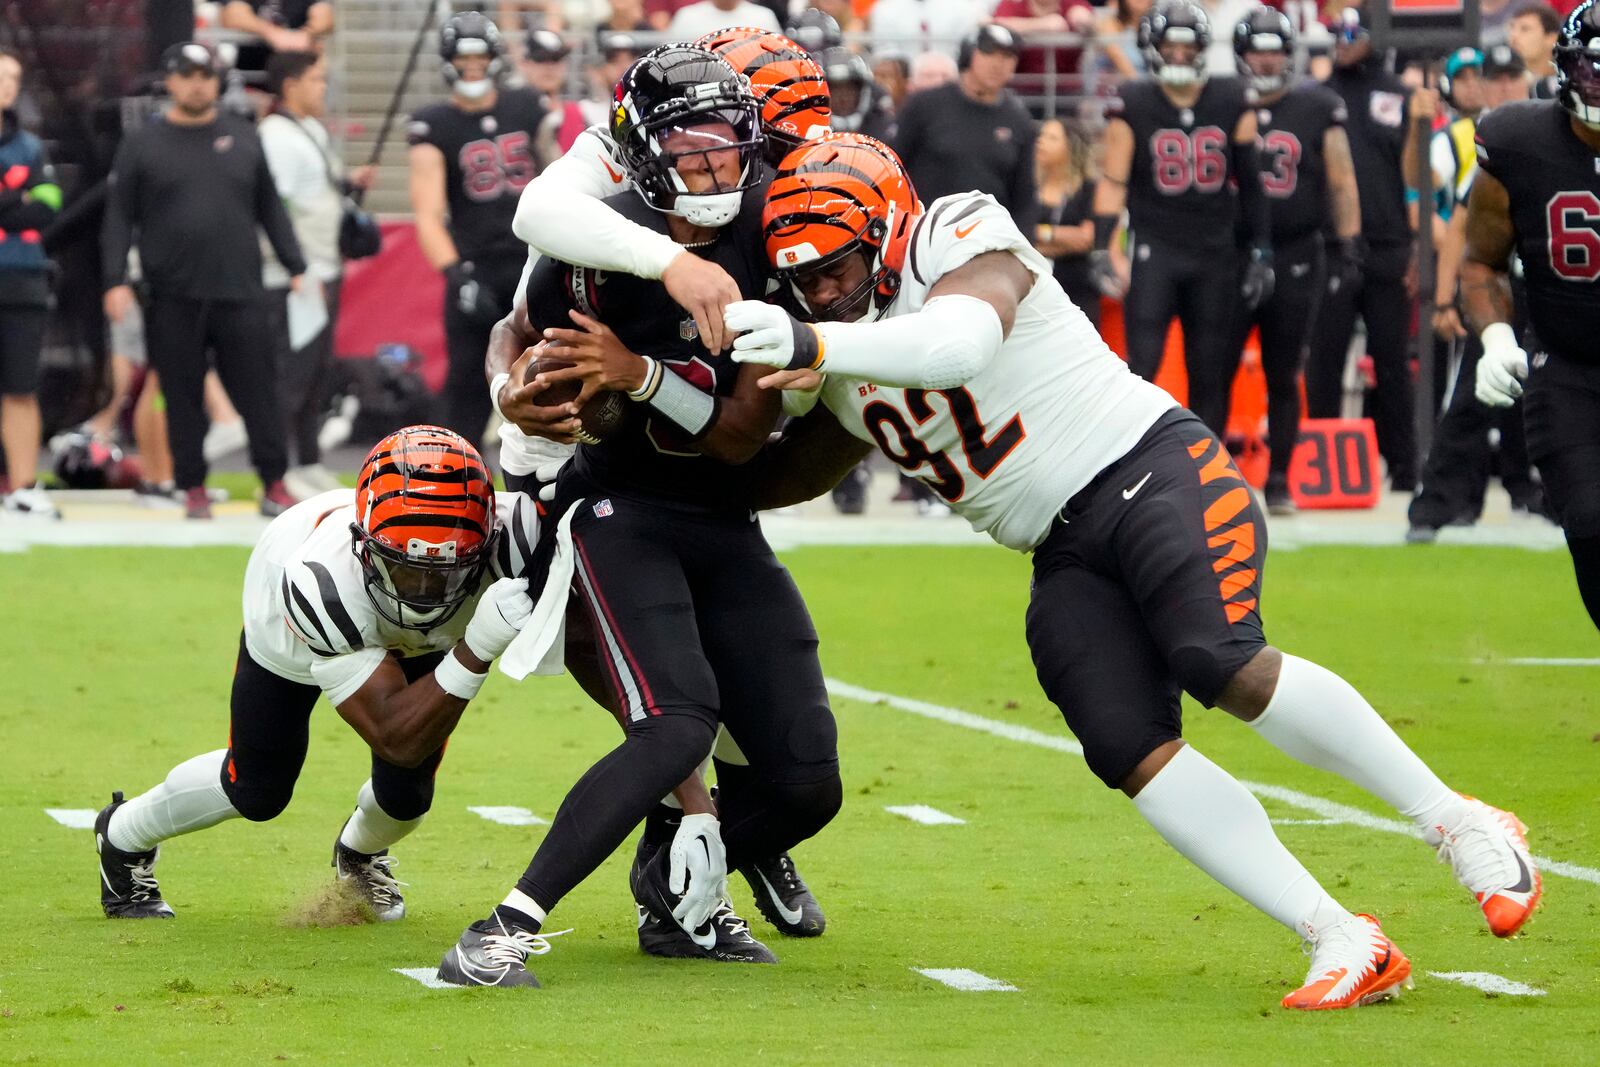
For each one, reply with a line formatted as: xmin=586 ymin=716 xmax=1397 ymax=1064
xmin=1474 ymin=99 xmax=1600 ymax=366
xmin=817 ymin=193 xmax=1177 ymax=551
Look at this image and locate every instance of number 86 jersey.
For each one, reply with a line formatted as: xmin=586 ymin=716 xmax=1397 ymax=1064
xmin=818 ymin=193 xmax=1178 ymax=551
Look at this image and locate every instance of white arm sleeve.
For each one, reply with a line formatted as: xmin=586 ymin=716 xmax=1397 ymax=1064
xmin=815 ymin=294 xmax=1005 ymax=389
xmin=511 ymin=126 xmax=682 ymax=279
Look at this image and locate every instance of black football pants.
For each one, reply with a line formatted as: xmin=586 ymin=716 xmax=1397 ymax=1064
xmin=1124 ymin=238 xmax=1243 ymax=436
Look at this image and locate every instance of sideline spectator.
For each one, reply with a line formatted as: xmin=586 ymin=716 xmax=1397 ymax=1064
xmin=407 ymin=13 xmax=543 ymax=449
xmin=668 ymin=0 xmax=781 ymax=39
xmin=908 ymin=50 xmax=958 ymax=90
xmin=221 ymin=0 xmax=333 ymax=52
xmin=1304 ymin=7 xmax=1418 ymax=491
xmin=1088 ymin=0 xmax=1153 ymax=87
xmin=0 ymin=47 xmax=62 ymax=518
xmin=260 ymin=51 xmax=373 ymax=497
xmin=1507 ymin=1 xmax=1562 ymax=98
xmin=895 ymin=26 xmax=1039 ymax=229
xmin=1030 ymin=117 xmax=1099 ymax=327
xmin=101 ymin=42 xmax=304 ymax=520
xmin=990 ymin=0 xmax=1096 ymax=97
xmin=597 ymin=0 xmax=652 ymax=37
xmin=524 ymin=29 xmax=596 ymax=162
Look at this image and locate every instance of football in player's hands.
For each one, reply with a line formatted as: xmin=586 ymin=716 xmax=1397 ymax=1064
xmin=523 ymin=350 xmax=628 ymax=445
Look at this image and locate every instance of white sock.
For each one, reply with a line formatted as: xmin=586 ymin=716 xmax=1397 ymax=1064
xmin=1250 ymin=654 xmax=1468 ymax=833
xmin=1132 ymin=744 xmax=1352 ymax=937
xmin=499 ymin=888 xmax=547 ymax=925
xmin=107 ymin=749 xmax=238 ymax=852
xmin=338 ymin=779 xmax=424 ymax=855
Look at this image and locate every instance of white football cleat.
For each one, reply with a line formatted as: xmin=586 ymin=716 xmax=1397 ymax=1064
xmin=1282 ymin=913 xmax=1411 ymax=1011
xmin=1427 ymin=795 xmax=1541 ymax=937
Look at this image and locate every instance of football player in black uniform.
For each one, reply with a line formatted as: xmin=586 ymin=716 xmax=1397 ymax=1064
xmin=1228 ymin=6 xmax=1362 ymax=514
xmin=1466 ymin=0 xmax=1600 ymax=630
xmin=407 ymin=12 xmax=546 ymax=449
xmin=1092 ymin=0 xmax=1274 ymax=437
xmin=820 ymin=46 xmax=897 ymax=143
xmin=437 ymin=47 xmax=841 ymax=987
xmin=1303 ymin=6 xmax=1417 ymax=491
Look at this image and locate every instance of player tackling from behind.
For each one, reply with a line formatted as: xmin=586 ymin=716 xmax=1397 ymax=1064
xmin=95 ymin=426 xmax=542 ymax=922
xmin=726 ymin=134 xmax=1541 ymax=1011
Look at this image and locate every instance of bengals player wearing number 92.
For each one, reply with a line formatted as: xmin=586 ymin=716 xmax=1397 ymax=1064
xmin=726 ymin=132 xmax=1542 ymax=1011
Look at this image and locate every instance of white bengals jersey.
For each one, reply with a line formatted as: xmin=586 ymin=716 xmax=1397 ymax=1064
xmin=241 ymin=489 xmax=540 ymax=706
xmin=819 ymin=192 xmax=1177 ymax=551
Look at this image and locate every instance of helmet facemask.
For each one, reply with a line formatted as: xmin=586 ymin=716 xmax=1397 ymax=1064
xmin=622 ymin=96 xmax=764 ymax=228
xmin=1556 ymin=36 xmax=1600 ymax=128
xmin=779 ymin=204 xmax=903 ymax=324
xmin=1154 ymin=31 xmax=1207 ymax=86
xmin=1239 ymin=35 xmax=1292 ymax=94
xmin=352 ymin=523 xmax=496 ymax=631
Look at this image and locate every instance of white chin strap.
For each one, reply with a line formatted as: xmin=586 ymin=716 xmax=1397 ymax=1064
xmin=455 ymin=78 xmax=493 ymax=100
xmin=1251 ymin=73 xmax=1286 ymax=93
xmin=673 ymin=191 xmax=741 ymax=228
xmin=1159 ymin=65 xmax=1204 ymax=87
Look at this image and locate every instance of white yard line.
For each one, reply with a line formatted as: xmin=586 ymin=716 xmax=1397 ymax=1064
xmin=1494 ymin=658 xmax=1600 ymax=667
xmin=467 ymin=805 xmax=548 ymax=827
xmin=885 ymin=804 xmax=967 ymax=826
xmin=825 ymin=678 xmax=1600 ymax=888
xmin=913 ymin=968 xmax=1018 ymax=992
xmin=393 ymin=967 xmax=458 ymax=990
xmin=44 ymin=809 xmax=98 ymax=829
xmin=1427 ymin=971 xmax=1547 ymax=997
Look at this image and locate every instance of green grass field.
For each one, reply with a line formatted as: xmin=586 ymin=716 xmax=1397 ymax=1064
xmin=3 ymin=541 xmax=1597 ymax=1064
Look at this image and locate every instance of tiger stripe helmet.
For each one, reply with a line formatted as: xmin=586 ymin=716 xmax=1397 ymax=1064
xmin=695 ymin=27 xmax=831 ymax=164
xmin=351 ymin=425 xmax=497 ymax=630
xmin=762 ymin=132 xmax=921 ymax=323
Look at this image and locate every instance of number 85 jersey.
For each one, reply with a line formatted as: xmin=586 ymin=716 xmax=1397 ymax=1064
xmin=817 ymin=193 xmax=1178 ymax=551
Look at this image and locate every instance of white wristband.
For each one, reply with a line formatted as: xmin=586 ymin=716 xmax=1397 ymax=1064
xmin=434 ymin=649 xmax=488 ymax=701
xmin=1480 ymin=322 xmax=1517 ymax=352
xmin=490 ymin=372 xmax=512 ymax=422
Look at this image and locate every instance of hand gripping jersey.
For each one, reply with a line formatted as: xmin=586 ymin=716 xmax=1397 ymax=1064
xmin=241 ymin=489 xmax=539 ymax=704
xmin=1253 ymin=84 xmax=1347 ymax=244
xmin=818 ymin=192 xmax=1178 ymax=551
xmin=1475 ymin=99 xmax=1600 ymax=365
xmin=407 ymin=87 xmax=547 ymax=265
xmin=1109 ymin=75 xmax=1252 ymax=251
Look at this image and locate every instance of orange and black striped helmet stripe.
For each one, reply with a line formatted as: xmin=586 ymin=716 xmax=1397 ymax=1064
xmin=764 ymin=132 xmax=920 ymax=280
xmin=354 ymin=424 xmax=494 ymax=560
xmin=696 ymin=28 xmax=830 ymax=152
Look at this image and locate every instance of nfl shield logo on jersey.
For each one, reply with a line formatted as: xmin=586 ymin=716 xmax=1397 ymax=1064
xmin=593 ymin=499 xmax=615 ymax=518
xmin=679 ymin=316 xmax=698 ymax=341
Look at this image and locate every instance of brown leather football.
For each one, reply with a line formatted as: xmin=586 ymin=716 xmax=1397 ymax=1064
xmin=523 ymin=353 xmax=628 ymax=444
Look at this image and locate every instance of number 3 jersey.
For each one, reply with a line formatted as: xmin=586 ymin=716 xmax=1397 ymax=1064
xmin=1475 ymin=99 xmax=1600 ymax=366
xmin=817 ymin=193 xmax=1177 ymax=551
xmin=1252 ymin=84 xmax=1346 ymax=245
xmin=241 ymin=489 xmax=540 ymax=705
xmin=1108 ymin=75 xmax=1252 ymax=252
xmin=407 ymin=88 xmax=547 ymax=266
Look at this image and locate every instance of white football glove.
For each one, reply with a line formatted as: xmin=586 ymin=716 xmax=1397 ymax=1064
xmin=462 ymin=577 xmax=532 ymax=662
xmin=1475 ymin=323 xmax=1528 ymax=408
xmin=528 ymin=436 xmax=574 ymax=504
xmin=668 ymin=812 xmax=728 ymax=934
xmin=726 ymin=299 xmax=823 ymax=371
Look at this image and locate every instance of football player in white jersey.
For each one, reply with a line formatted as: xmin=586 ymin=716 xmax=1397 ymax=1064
xmin=723 ymin=133 xmax=1542 ymax=1011
xmin=94 ymin=426 xmax=542 ymax=923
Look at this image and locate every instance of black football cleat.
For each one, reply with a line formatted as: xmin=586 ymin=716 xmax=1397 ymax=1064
xmin=436 ymin=911 xmax=558 ymax=988
xmin=740 ymin=853 xmax=825 ymax=937
xmin=631 ymin=837 xmax=776 ymax=963
xmin=332 ymin=828 xmax=406 ymax=921
xmin=95 ymin=791 xmax=175 ymax=919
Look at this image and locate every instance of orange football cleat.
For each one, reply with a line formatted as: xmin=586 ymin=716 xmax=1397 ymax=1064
xmin=1281 ymin=914 xmax=1412 ymax=1011
xmin=1430 ymin=796 xmax=1542 ymax=938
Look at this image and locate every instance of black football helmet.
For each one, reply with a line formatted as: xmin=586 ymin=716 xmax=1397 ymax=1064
xmin=819 ymin=47 xmax=877 ymax=133
xmin=787 ymin=8 xmax=844 ymax=55
xmin=610 ymin=45 xmax=764 ymax=228
xmin=1233 ymin=5 xmax=1294 ymax=95
xmin=1556 ymin=0 xmax=1600 ymax=129
xmin=1140 ymin=1 xmax=1211 ymax=87
xmin=440 ymin=11 xmax=505 ymax=95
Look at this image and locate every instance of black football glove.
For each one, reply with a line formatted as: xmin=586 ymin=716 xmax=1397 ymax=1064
xmin=1329 ymin=236 xmax=1365 ymax=297
xmin=445 ymin=260 xmax=504 ymax=326
xmin=1088 ymin=250 xmax=1126 ymax=299
xmin=1241 ymin=247 xmax=1275 ymax=312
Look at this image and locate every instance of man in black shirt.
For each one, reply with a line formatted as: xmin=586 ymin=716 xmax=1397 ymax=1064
xmin=1092 ymin=0 xmax=1273 ymax=436
xmin=1230 ymin=6 xmax=1361 ymax=513
xmin=1303 ymin=6 xmax=1417 ymax=491
xmin=407 ymin=12 xmax=545 ymax=448
xmin=101 ymin=42 xmax=305 ymax=520
xmin=1465 ymin=0 xmax=1600 ymax=629
xmin=894 ymin=25 xmax=1038 ymax=231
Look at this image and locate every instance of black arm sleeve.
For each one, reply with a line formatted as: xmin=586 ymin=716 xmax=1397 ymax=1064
xmin=1231 ymin=139 xmax=1270 ymax=251
xmin=255 ymin=145 xmax=307 ymax=277
xmin=100 ymin=137 xmax=138 ymax=289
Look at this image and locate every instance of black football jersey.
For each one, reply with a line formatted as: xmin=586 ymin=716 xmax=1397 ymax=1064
xmin=1108 ymin=75 xmax=1251 ymax=251
xmin=524 ymin=187 xmax=774 ymax=506
xmin=1475 ymin=100 xmax=1600 ymax=365
xmin=407 ymin=88 xmax=546 ymax=266
xmin=1254 ymin=84 xmax=1346 ymax=244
